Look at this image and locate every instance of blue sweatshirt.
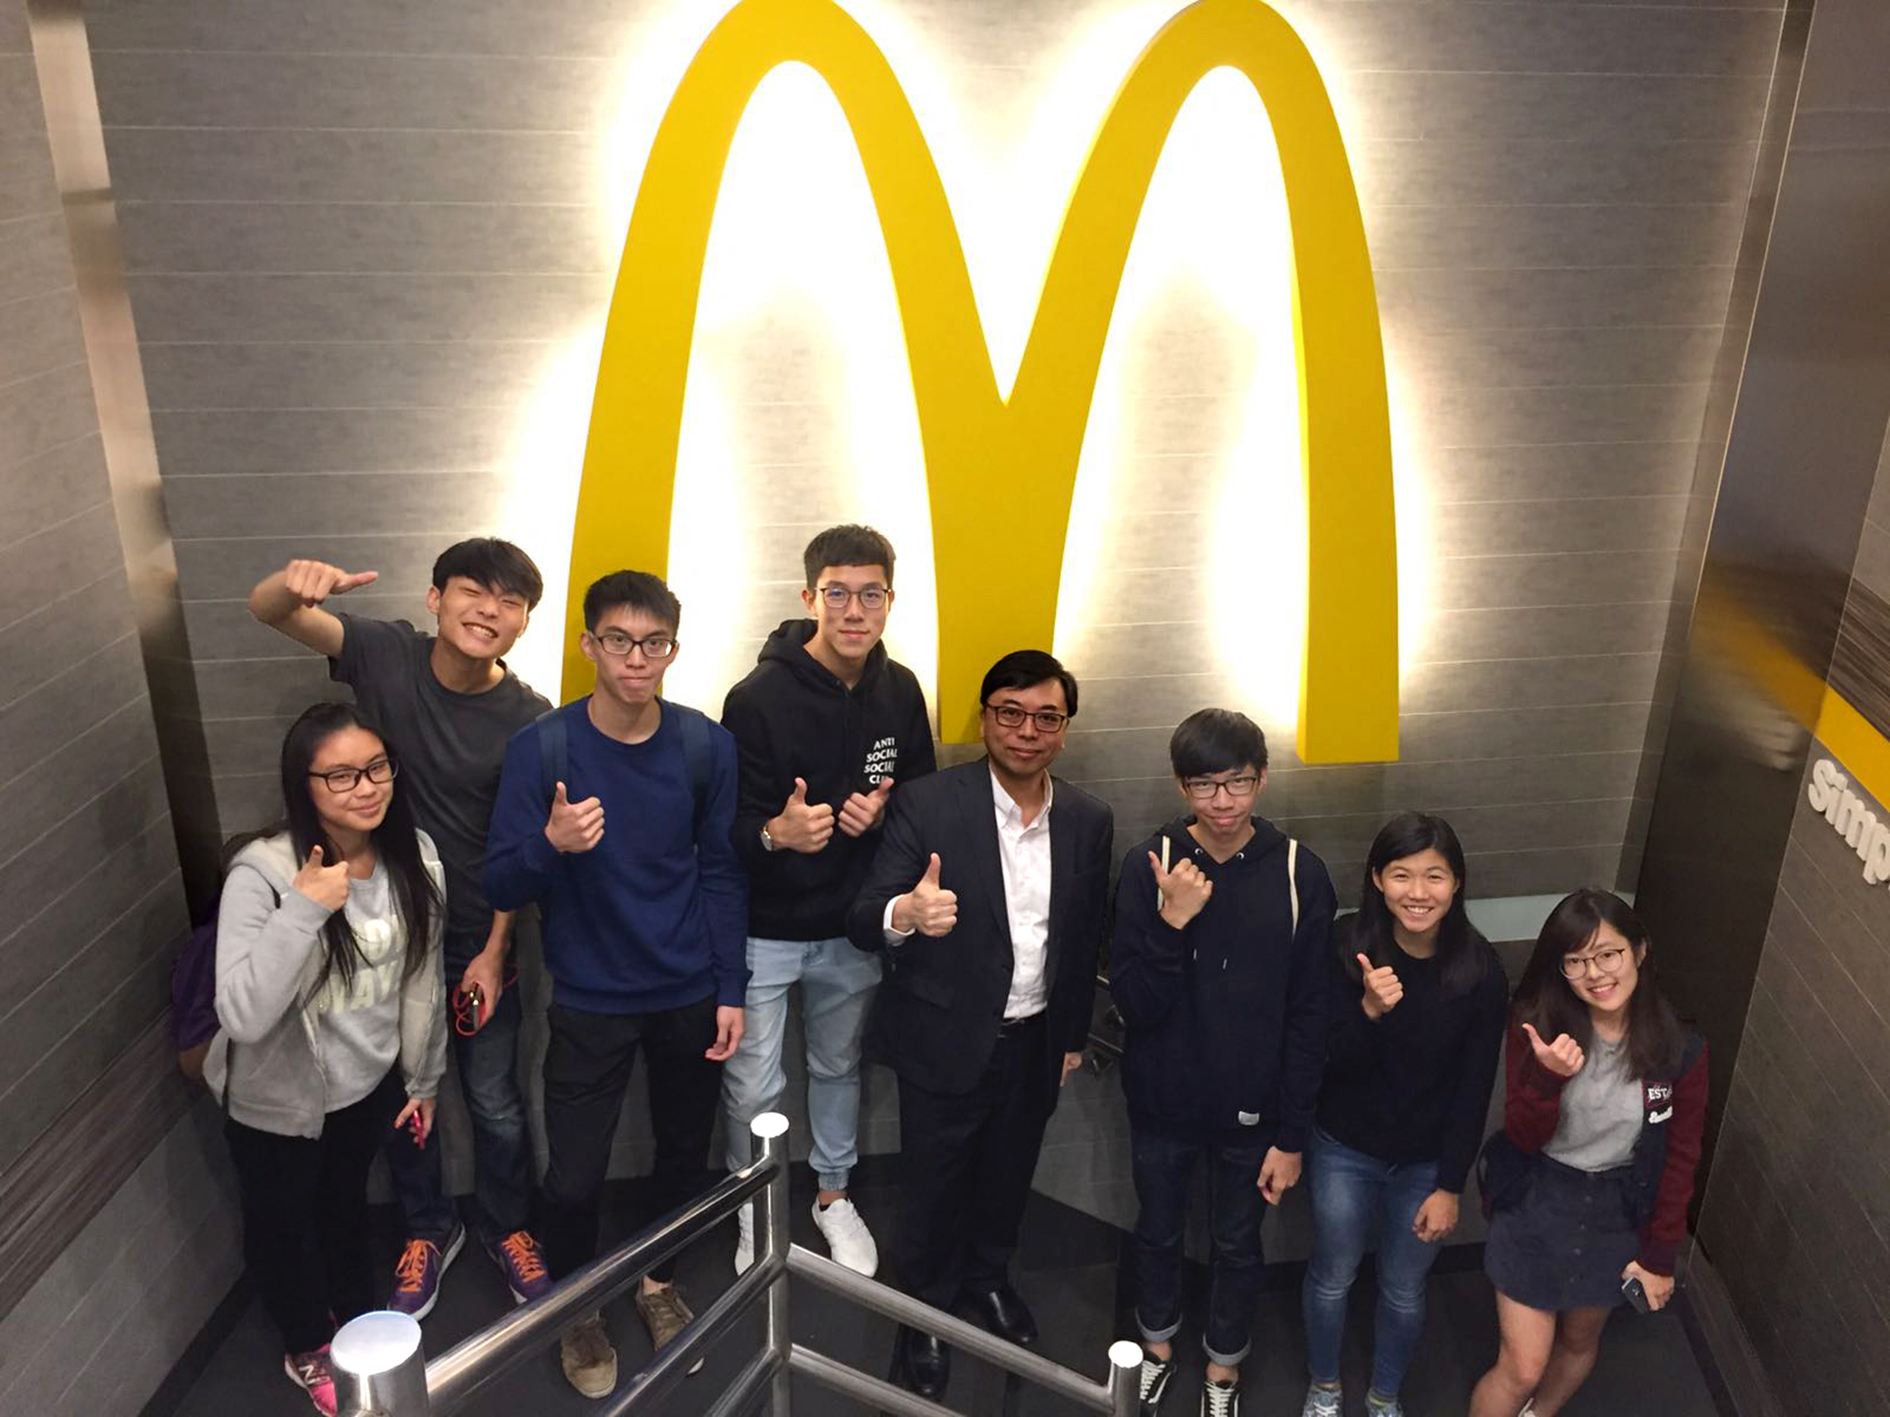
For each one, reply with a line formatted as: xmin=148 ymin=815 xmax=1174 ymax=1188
xmin=483 ymin=698 xmax=750 ymax=1014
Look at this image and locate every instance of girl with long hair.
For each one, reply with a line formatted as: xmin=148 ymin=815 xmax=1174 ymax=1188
xmin=1468 ymin=889 xmax=1707 ymax=1417
xmin=1300 ymin=813 xmax=1507 ymax=1417
xmin=204 ymin=703 xmax=446 ymax=1415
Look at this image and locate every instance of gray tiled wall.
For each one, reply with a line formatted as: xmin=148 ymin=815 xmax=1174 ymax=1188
xmin=0 ymin=8 xmax=233 ymax=1413
xmin=81 ymin=0 xmax=1784 ymax=906
xmin=1700 ymin=748 xmax=1890 ymax=1408
xmin=0 ymin=0 xmax=191 ymax=1181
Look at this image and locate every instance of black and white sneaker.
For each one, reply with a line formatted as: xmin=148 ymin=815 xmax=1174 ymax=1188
xmin=1201 ymin=1376 xmax=1240 ymax=1417
xmin=1138 ymin=1353 xmax=1175 ymax=1416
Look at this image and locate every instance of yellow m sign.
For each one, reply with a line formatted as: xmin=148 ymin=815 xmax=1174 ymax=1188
xmin=562 ymin=0 xmax=1398 ymax=761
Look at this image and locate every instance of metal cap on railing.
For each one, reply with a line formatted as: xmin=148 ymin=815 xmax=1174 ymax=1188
xmin=333 ymin=1310 xmax=430 ymax=1416
xmin=1105 ymin=1340 xmax=1144 ymax=1417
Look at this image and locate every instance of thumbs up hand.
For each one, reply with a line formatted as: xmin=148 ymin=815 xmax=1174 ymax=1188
xmin=292 ymin=844 xmax=351 ymax=913
xmin=892 ymin=853 xmax=958 ymax=937
xmin=768 ymin=777 xmax=835 ymax=853
xmin=545 ymin=780 xmax=605 ymax=854
xmin=1149 ymin=847 xmax=1213 ymax=928
xmin=1521 ymin=1021 xmax=1586 ymax=1078
xmin=838 ymin=777 xmax=895 ymax=838
xmin=283 ymin=558 xmax=378 ymax=607
xmin=1358 ymin=953 xmax=1405 ymax=1020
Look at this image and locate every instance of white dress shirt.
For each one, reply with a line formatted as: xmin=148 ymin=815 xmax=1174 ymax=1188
xmin=882 ymin=769 xmax=1056 ymax=1021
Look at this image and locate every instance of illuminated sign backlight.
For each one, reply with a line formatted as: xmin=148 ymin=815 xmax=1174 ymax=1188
xmin=562 ymin=0 xmax=1398 ymax=760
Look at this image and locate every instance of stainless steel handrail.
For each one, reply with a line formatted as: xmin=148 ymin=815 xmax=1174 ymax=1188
xmin=334 ymin=1112 xmax=1140 ymax=1416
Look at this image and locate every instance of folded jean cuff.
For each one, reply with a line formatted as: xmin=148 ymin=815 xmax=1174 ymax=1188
xmin=816 ymin=1170 xmax=852 ymax=1193
xmin=1136 ymin=1310 xmax=1182 ymax=1345
xmin=1204 ymin=1336 xmax=1252 ymax=1368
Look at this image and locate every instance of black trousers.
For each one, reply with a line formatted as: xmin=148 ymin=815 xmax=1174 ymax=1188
xmin=541 ymin=994 xmax=723 ymax=1282
xmin=224 ymin=1068 xmax=404 ymax=1355
xmin=893 ymin=1013 xmax=1058 ymax=1311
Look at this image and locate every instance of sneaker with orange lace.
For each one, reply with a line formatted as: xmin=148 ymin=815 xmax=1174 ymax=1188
xmin=387 ymin=1220 xmax=464 ymax=1320
xmin=489 ymin=1228 xmax=554 ymax=1304
xmin=283 ymin=1345 xmax=338 ymax=1415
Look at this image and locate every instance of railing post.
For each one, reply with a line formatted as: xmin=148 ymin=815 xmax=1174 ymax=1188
xmin=1105 ymin=1340 xmax=1142 ymax=1417
xmin=332 ymin=1311 xmax=430 ymax=1416
xmin=753 ymin=1112 xmax=792 ymax=1415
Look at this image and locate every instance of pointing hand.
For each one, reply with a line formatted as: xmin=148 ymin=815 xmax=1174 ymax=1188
xmin=283 ymin=558 xmax=377 ymax=607
xmin=837 ymin=777 xmax=895 ymax=838
xmin=545 ymin=780 xmax=605 ymax=853
xmin=893 ymin=853 xmax=958 ymax=937
xmin=1150 ymin=846 xmax=1212 ymax=928
xmin=769 ymin=777 xmax=835 ymax=853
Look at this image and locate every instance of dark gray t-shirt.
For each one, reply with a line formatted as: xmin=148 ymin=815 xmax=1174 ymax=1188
xmin=332 ymin=616 xmax=550 ymax=947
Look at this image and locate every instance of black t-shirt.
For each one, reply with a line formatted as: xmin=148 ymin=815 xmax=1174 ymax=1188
xmin=332 ymin=615 xmax=550 ymax=947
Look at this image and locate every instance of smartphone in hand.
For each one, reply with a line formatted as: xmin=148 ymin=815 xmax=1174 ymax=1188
xmin=1621 ymin=1275 xmax=1652 ymax=1314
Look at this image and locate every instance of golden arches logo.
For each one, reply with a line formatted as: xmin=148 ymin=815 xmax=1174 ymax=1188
xmin=563 ymin=0 xmax=1397 ymax=761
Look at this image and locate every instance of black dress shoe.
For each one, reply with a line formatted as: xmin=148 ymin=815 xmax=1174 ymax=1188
xmin=890 ymin=1324 xmax=951 ymax=1399
xmin=960 ymin=1283 xmax=1039 ymax=1345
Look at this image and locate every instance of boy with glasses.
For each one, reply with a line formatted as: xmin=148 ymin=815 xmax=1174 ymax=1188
xmin=247 ymin=540 xmax=554 ymax=1320
xmin=483 ymin=570 xmax=747 ymax=1399
xmin=719 ymin=525 xmax=936 ymax=1276
xmin=1109 ymin=709 xmax=1335 ymax=1417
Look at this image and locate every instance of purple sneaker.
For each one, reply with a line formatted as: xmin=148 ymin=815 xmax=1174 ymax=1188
xmin=388 ymin=1221 xmax=464 ymax=1319
xmin=491 ymin=1229 xmax=553 ymax=1304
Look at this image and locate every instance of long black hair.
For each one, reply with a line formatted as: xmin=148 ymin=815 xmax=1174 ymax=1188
xmin=279 ymin=701 xmax=439 ymax=991
xmin=1514 ymin=888 xmax=1685 ymax=1081
xmin=1345 ymin=811 xmax=1495 ymax=1000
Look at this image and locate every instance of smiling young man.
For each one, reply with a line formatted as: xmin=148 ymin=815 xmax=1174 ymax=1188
xmin=247 ymin=539 xmax=554 ymax=1321
xmin=848 ymin=650 xmax=1113 ymax=1402
xmin=719 ymin=525 xmax=936 ymax=1278
xmin=1109 ymin=709 xmax=1336 ymax=1417
xmin=483 ymin=569 xmax=747 ymax=1400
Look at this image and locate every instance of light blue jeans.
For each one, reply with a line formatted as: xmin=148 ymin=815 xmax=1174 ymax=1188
xmin=1302 ymin=1127 xmax=1445 ymax=1400
xmin=721 ymin=936 xmax=882 ymax=1191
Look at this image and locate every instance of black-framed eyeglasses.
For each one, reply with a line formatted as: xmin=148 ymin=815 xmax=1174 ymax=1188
xmin=1561 ymin=946 xmax=1630 ymax=979
xmin=591 ymin=629 xmax=677 ymax=660
xmin=1182 ymin=773 xmax=1260 ymax=801
xmin=310 ymin=757 xmax=399 ymax=793
xmin=817 ymin=584 xmax=889 ymax=611
xmin=984 ymin=702 xmax=1068 ymax=733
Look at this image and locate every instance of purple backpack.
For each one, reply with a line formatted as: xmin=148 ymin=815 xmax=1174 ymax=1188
xmin=172 ymin=918 xmax=220 ymax=1083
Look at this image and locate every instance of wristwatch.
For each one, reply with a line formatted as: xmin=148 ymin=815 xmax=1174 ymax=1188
xmin=760 ymin=825 xmax=778 ymax=852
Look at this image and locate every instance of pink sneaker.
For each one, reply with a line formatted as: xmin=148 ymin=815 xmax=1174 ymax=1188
xmin=284 ymin=1345 xmax=338 ymax=1415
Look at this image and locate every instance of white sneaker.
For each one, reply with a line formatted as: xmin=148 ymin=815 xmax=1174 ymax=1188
xmin=1301 ymin=1382 xmax=1343 ymax=1417
xmin=811 ymin=1195 xmax=878 ymax=1276
xmin=733 ymin=1203 xmax=754 ymax=1275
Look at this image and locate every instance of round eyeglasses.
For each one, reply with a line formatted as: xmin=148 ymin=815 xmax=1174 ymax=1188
xmin=818 ymin=584 xmax=889 ymax=611
xmin=1561 ymin=946 xmax=1630 ymax=979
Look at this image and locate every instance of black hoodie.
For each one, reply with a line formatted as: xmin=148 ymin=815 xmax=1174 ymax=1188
xmin=1110 ymin=814 xmax=1335 ymax=1147
xmin=721 ymin=620 xmax=937 ymax=941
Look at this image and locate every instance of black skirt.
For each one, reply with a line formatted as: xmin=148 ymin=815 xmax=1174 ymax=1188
xmin=1485 ymin=1153 xmax=1640 ymax=1311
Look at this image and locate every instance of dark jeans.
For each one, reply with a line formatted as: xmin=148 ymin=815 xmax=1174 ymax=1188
xmin=383 ymin=943 xmax=533 ymax=1246
xmin=541 ymin=994 xmax=723 ymax=1283
xmin=1130 ymin=1128 xmax=1270 ymax=1367
xmin=225 ymin=1068 xmax=404 ymax=1354
xmin=892 ymin=1014 xmax=1058 ymax=1311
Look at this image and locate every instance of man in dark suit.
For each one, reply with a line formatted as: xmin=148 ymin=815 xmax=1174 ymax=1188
xmin=848 ymin=649 xmax=1114 ymax=1400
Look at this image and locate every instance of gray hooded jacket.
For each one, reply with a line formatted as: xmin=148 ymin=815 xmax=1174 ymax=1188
xmin=203 ymin=832 xmax=447 ymax=1138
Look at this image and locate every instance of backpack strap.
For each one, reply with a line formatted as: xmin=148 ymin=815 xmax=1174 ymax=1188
xmin=535 ymin=702 xmax=569 ymax=805
xmin=536 ymin=699 xmax=713 ymax=831
xmin=1287 ymin=837 xmax=1301 ymax=933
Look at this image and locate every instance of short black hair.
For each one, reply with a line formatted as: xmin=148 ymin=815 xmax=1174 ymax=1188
xmin=432 ymin=537 xmax=545 ymax=609
xmin=1169 ymin=708 xmax=1267 ymax=777
xmin=582 ymin=569 xmax=681 ymax=635
xmin=803 ymin=524 xmax=896 ymax=589
xmin=980 ymin=649 xmax=1078 ymax=719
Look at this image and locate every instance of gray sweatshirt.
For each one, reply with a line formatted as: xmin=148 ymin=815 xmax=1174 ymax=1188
xmin=204 ymin=832 xmax=447 ymax=1138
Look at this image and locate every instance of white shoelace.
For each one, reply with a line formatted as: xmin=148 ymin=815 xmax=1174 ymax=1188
xmin=1204 ymin=1379 xmax=1238 ymax=1417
